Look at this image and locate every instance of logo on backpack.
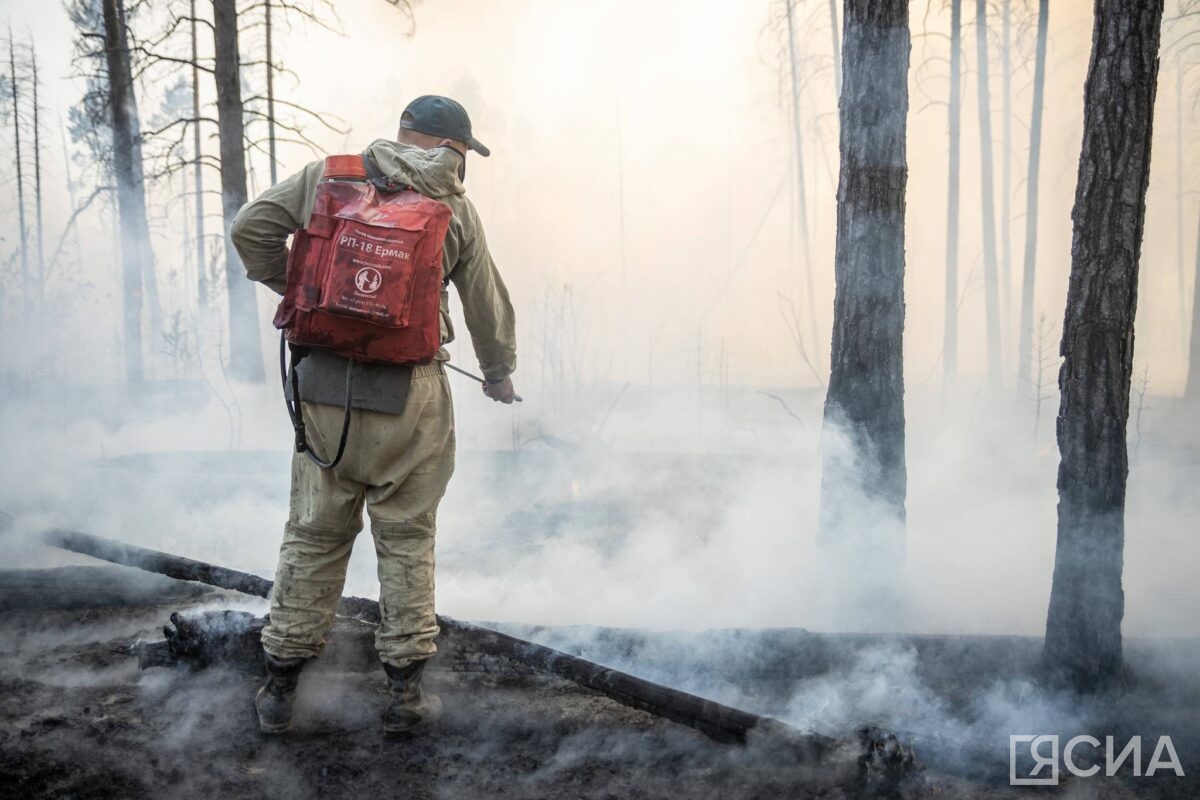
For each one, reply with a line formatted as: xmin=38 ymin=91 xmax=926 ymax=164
xmin=355 ymin=267 xmax=383 ymax=295
xmin=273 ymin=153 xmax=453 ymax=365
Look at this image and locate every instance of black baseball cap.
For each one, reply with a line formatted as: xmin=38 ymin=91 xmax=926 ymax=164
xmin=400 ymin=95 xmax=490 ymax=157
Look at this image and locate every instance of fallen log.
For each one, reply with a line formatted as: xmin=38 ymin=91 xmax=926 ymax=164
xmin=0 ymin=566 xmax=210 ymax=611
xmin=41 ymin=528 xmax=381 ymax=622
xmin=41 ymin=528 xmax=842 ymax=754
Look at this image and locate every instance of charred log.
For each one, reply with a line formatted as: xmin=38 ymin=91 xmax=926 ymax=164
xmin=131 ymin=610 xmax=378 ymax=673
xmin=0 ymin=566 xmax=210 ymax=611
xmin=45 ymin=529 xmax=841 ymax=755
xmin=41 ymin=528 xmax=379 ymax=622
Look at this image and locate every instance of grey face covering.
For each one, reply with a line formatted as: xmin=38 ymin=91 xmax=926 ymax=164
xmin=433 ymin=144 xmax=466 ymax=181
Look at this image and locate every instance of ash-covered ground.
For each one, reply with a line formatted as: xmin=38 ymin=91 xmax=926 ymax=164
xmin=0 ymin=564 xmax=1196 ymax=799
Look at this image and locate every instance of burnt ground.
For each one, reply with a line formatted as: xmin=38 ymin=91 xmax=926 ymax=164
xmin=0 ymin=567 xmax=1197 ymax=799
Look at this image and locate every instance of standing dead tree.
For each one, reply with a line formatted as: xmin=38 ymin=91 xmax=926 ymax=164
xmin=783 ymin=0 xmax=820 ymax=360
xmin=944 ymin=0 xmax=962 ymax=383
xmin=974 ymin=0 xmax=1002 ymax=388
xmin=1016 ymin=0 xmax=1050 ymax=395
xmin=5 ymin=30 xmax=30 ymax=327
xmin=818 ymin=0 xmax=909 ymax=602
xmin=30 ymin=44 xmax=45 ymax=319
xmin=1043 ymin=0 xmax=1164 ymax=692
xmin=212 ymin=0 xmax=262 ymax=382
xmin=101 ymin=0 xmax=158 ymax=384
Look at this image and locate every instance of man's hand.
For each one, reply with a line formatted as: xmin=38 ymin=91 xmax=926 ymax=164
xmin=483 ymin=376 xmax=516 ymax=404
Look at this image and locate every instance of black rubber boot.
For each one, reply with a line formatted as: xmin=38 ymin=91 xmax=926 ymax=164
xmin=255 ymin=652 xmax=308 ymax=734
xmin=382 ymin=659 xmax=443 ymax=736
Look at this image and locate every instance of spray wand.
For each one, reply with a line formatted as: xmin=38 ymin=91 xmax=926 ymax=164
xmin=445 ymin=362 xmax=524 ymax=403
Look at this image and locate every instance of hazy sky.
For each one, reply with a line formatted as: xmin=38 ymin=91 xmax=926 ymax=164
xmin=0 ymin=0 xmax=1197 ymax=392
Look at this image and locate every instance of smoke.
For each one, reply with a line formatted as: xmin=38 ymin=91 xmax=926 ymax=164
xmin=1 ymin=0 xmax=1199 ymax=792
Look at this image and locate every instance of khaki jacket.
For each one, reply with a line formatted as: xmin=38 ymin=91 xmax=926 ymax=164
xmin=231 ymin=139 xmax=517 ymax=382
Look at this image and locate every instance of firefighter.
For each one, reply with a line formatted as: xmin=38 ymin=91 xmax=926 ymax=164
xmin=231 ymin=95 xmax=517 ymax=735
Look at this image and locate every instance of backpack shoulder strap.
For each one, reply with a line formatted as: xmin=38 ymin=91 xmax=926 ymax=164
xmin=361 ymin=153 xmax=412 ymax=194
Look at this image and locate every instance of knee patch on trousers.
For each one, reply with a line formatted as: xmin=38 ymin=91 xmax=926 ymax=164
xmin=371 ymin=513 xmax=436 ymax=540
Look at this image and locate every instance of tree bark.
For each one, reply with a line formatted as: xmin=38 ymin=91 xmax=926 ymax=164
xmin=975 ymin=0 xmax=1002 ymax=387
xmin=102 ymin=0 xmax=155 ymax=384
xmin=944 ymin=0 xmax=962 ymax=383
xmin=1016 ymin=0 xmax=1048 ymax=392
xmin=818 ymin=0 xmax=909 ymax=588
xmin=213 ymin=0 xmax=264 ymax=382
xmin=1043 ymin=0 xmax=1163 ymax=692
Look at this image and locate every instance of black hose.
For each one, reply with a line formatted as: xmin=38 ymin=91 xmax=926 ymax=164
xmin=279 ymin=334 xmax=354 ymax=469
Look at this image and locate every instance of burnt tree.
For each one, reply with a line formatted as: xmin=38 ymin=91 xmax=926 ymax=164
xmin=1043 ymin=0 xmax=1164 ymax=691
xmin=1016 ymin=0 xmax=1049 ymax=394
xmin=213 ymin=0 xmax=264 ymax=382
xmin=975 ymin=0 xmax=1002 ymax=387
xmin=818 ymin=0 xmax=909 ymax=580
xmin=102 ymin=0 xmax=156 ymax=384
xmin=944 ymin=0 xmax=962 ymax=382
xmin=7 ymin=31 xmax=29 ymax=326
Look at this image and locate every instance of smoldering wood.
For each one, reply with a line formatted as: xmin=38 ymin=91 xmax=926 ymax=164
xmin=819 ymin=0 xmax=908 ymax=554
xmin=1043 ymin=0 xmax=1164 ymax=691
xmin=44 ymin=529 xmax=842 ymax=755
xmin=131 ymin=610 xmax=379 ymax=674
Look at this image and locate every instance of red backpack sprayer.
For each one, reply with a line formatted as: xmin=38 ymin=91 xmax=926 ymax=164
xmin=274 ymin=154 xmax=520 ymax=468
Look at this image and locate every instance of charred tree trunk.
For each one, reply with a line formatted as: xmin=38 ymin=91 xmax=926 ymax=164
xmin=191 ymin=0 xmax=207 ymax=308
xmin=1186 ymin=210 xmax=1200 ymax=403
xmin=8 ymin=33 xmax=29 ymax=327
xmin=31 ymin=47 xmax=44 ymax=319
xmin=1043 ymin=0 xmax=1163 ymax=692
xmin=975 ymin=0 xmax=1002 ymax=387
xmin=944 ymin=0 xmax=962 ymax=383
xmin=102 ymin=0 xmax=155 ymax=384
xmin=213 ymin=0 xmax=264 ymax=382
xmin=1016 ymin=0 xmax=1049 ymax=392
xmin=818 ymin=0 xmax=909 ymax=591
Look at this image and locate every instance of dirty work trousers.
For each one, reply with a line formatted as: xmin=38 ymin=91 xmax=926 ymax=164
xmin=260 ymin=362 xmax=455 ymax=668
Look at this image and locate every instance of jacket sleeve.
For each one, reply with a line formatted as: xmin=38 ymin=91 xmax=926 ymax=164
xmin=449 ymin=200 xmax=517 ymax=382
xmin=230 ymin=160 xmax=324 ymax=295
